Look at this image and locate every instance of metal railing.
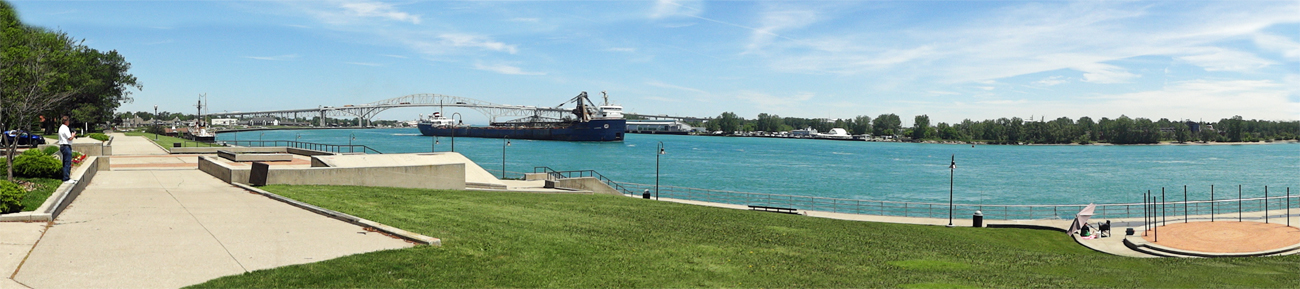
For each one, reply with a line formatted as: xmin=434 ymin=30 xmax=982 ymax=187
xmin=532 ymin=167 xmax=636 ymax=195
xmin=504 ymin=167 xmax=1299 ymax=221
xmin=220 ymin=140 xmax=382 ymax=154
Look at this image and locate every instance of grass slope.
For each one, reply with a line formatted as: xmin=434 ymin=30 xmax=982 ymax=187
xmin=121 ymin=131 xmax=221 ymax=148
xmin=191 ymin=186 xmax=1300 ymax=288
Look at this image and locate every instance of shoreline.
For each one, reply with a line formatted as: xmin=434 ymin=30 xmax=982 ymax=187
xmin=208 ymin=127 xmax=1298 ymax=147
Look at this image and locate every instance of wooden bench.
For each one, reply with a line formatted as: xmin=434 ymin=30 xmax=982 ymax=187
xmin=748 ymin=205 xmax=799 ymax=214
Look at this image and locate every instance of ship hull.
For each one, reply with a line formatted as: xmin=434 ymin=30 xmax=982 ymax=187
xmin=417 ymin=119 xmax=626 ymax=141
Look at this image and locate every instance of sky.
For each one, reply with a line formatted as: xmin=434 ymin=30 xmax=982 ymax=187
xmin=8 ymin=0 xmax=1299 ymax=125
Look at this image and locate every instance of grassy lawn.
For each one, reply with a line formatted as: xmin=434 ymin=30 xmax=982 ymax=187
xmin=120 ymin=131 xmax=222 ymax=148
xmin=191 ymin=186 xmax=1300 ymax=288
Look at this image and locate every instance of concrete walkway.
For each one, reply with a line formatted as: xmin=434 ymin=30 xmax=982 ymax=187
xmin=107 ymin=133 xmax=168 ymax=155
xmin=5 ymin=135 xmax=411 ymax=288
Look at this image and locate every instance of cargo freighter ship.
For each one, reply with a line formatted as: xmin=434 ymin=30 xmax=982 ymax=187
xmin=417 ymin=92 xmax=626 ymax=142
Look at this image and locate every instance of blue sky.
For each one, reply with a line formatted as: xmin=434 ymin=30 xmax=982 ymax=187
xmin=9 ymin=0 xmax=1299 ymax=125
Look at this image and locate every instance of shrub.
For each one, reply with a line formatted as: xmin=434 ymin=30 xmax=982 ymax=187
xmin=13 ymin=154 xmax=61 ymax=178
xmin=38 ymin=146 xmax=59 ymax=156
xmin=87 ymin=133 xmax=109 ymax=142
xmin=145 ymin=125 xmax=165 ymax=135
xmin=0 ymin=180 xmax=23 ymax=214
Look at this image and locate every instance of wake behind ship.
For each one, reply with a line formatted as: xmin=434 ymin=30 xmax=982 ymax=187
xmin=417 ymin=91 xmax=627 ymax=142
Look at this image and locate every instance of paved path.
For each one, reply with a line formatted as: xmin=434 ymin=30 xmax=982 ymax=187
xmin=107 ymin=133 xmax=168 ymax=155
xmin=4 ymin=135 xmax=411 ymax=288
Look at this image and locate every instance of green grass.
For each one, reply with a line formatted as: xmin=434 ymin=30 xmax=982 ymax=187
xmin=19 ymin=177 xmax=63 ymax=211
xmin=190 ymin=186 xmax=1300 ymax=288
xmin=121 ymin=131 xmax=222 ymax=148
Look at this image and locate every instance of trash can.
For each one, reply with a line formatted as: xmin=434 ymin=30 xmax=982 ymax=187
xmin=972 ymin=211 xmax=984 ymax=228
xmin=642 ymin=189 xmax=651 ymax=199
xmin=174 ymin=142 xmax=182 ymax=148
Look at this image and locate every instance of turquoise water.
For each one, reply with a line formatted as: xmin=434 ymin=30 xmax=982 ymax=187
xmin=218 ymin=128 xmax=1299 ymax=206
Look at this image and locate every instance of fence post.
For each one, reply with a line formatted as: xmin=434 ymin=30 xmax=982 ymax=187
xmin=1184 ymin=185 xmax=1188 ymax=223
xmin=1239 ymin=184 xmax=1242 ymax=222
xmin=1162 ymin=187 xmax=1166 ymax=227
xmin=1211 ymin=185 xmax=1215 ymax=222
xmin=1265 ymin=186 xmax=1269 ymax=224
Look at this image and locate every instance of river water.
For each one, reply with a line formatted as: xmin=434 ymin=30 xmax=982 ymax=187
xmin=217 ymin=128 xmax=1299 ymax=206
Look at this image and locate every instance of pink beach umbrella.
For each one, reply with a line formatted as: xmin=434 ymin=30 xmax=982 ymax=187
xmin=1067 ymin=204 xmax=1096 ymax=235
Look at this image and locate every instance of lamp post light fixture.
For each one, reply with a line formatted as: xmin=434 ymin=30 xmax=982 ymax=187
xmin=501 ymin=136 xmax=511 ymax=179
xmin=656 ymin=141 xmax=665 ymax=200
xmin=433 ymin=136 xmax=440 ymax=152
xmin=349 ymin=133 xmax=356 ymax=153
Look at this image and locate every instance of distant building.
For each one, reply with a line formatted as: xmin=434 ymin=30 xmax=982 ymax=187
xmin=212 ymin=118 xmax=237 ymax=126
xmin=243 ymin=117 xmax=278 ymax=126
xmin=791 ymin=127 xmax=818 ymax=137
xmin=626 ymin=120 xmax=694 ymax=135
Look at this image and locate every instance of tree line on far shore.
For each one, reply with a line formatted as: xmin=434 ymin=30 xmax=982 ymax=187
xmin=697 ymin=112 xmax=1300 ymax=144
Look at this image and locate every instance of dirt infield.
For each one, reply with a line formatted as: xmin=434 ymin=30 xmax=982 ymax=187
xmin=1143 ymin=221 xmax=1300 ymax=253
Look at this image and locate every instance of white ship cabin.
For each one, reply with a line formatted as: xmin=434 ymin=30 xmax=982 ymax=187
xmin=424 ymin=112 xmax=459 ymax=127
xmin=597 ymin=105 xmax=624 ymax=119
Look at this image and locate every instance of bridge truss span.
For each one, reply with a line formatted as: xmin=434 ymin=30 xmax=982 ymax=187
xmin=207 ymin=92 xmax=584 ymax=127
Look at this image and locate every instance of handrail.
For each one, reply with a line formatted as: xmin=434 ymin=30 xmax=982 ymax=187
xmin=221 ymin=140 xmax=383 ymax=154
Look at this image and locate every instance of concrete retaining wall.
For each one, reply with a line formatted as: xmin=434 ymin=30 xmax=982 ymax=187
xmin=1 ymin=156 xmax=100 ymax=222
xmin=198 ymin=156 xmax=465 ymax=190
xmin=554 ymin=177 xmax=622 ymax=196
xmin=174 ymin=146 xmax=336 ymax=156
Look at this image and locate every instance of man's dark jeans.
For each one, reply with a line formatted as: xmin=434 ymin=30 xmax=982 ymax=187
xmin=61 ymin=145 xmax=72 ymax=181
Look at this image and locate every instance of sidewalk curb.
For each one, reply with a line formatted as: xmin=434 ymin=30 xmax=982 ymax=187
xmin=231 ymin=183 xmax=441 ymax=246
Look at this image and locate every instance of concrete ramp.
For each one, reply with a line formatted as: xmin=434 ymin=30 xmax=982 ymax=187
xmin=313 ymin=152 xmax=505 ymax=188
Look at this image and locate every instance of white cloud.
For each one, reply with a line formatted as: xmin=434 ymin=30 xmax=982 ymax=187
xmin=336 ymin=1 xmax=420 ymax=24
xmin=1086 ymin=79 xmax=1295 ymax=120
xmin=605 ymin=47 xmax=637 ymax=52
xmin=474 ymin=63 xmax=544 ymax=75
xmin=733 ymin=91 xmax=815 ymax=111
xmin=438 ymin=34 xmax=518 ymax=54
xmin=381 ymin=54 xmax=408 ymax=59
xmin=745 ymin=1 xmax=1300 ymax=83
xmin=509 ymin=18 xmax=540 ymax=23
xmin=1253 ymin=33 xmax=1300 ymax=61
xmin=649 ymin=0 xmax=702 ymax=19
xmin=1072 ymin=63 xmax=1139 ymax=84
xmin=244 ymin=54 xmax=299 ymax=61
xmin=345 ymin=62 xmax=382 ymax=67
xmin=646 ymin=81 xmax=707 ymax=94
xmin=1177 ymin=48 xmax=1273 ymax=72
xmin=1035 ymin=76 xmax=1068 ymax=86
xmin=746 ymin=8 xmax=818 ymax=53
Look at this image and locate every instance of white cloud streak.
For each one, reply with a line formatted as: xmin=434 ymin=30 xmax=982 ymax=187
xmin=244 ymin=54 xmax=299 ymax=61
xmin=474 ymin=63 xmax=544 ymax=75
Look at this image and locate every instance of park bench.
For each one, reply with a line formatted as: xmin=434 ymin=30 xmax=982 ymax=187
xmin=748 ymin=204 xmax=799 ymax=214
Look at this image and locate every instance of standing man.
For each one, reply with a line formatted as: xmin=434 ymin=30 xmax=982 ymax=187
xmin=58 ymin=116 xmax=76 ymax=182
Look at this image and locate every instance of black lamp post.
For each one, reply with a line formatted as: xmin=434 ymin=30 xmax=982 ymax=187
xmin=433 ymin=136 xmax=439 ymax=152
xmin=501 ymin=136 xmax=511 ymax=179
xmin=451 ymin=112 xmax=462 ymax=152
xmin=656 ymin=141 xmax=665 ymax=200
xmin=153 ymin=105 xmax=159 ymax=140
xmin=349 ymin=133 xmax=356 ymax=153
xmin=948 ymin=154 xmax=955 ymax=227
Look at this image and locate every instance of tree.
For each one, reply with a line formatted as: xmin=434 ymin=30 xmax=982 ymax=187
xmin=851 ymin=115 xmax=872 ymax=135
xmin=912 ymin=115 xmax=930 ymax=140
xmin=873 ymin=114 xmax=901 ymax=136
xmin=714 ymin=112 xmax=742 ymax=134
xmin=1 ymin=2 xmax=137 ymax=180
